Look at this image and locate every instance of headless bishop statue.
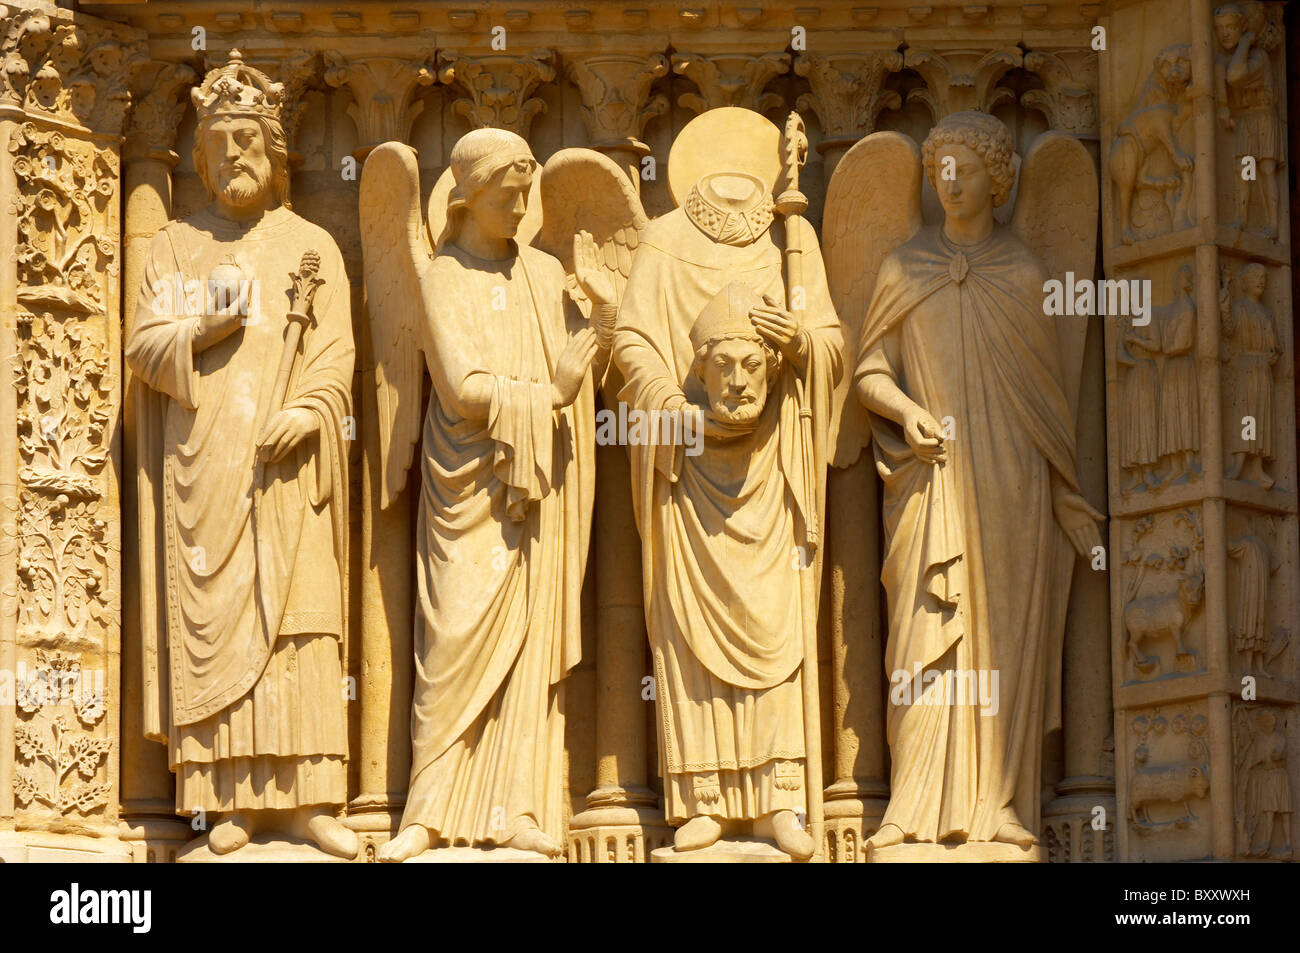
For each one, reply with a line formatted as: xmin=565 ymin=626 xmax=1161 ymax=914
xmin=614 ymin=109 xmax=842 ymax=859
xmin=127 ymin=52 xmax=357 ymax=859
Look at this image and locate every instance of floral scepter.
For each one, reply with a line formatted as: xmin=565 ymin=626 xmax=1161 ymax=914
xmin=258 ymin=250 xmax=323 ymax=458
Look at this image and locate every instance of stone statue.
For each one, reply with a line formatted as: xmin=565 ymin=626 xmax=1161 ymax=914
xmin=846 ymin=111 xmax=1103 ymax=859
xmin=358 ymin=130 xmax=638 ymax=860
xmin=614 ymin=108 xmax=842 ymax=860
xmin=1221 ymin=261 xmax=1279 ymax=488
xmin=126 ymin=51 xmax=357 ymax=858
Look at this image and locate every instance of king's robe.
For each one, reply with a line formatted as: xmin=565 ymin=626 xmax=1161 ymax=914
xmin=127 ymin=206 xmax=354 ymax=813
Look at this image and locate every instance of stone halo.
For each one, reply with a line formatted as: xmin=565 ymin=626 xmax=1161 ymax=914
xmin=667 ymin=106 xmax=783 ymax=208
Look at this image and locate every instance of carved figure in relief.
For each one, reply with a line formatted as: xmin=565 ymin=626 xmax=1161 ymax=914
xmin=1117 ymin=306 xmax=1162 ymax=492
xmin=614 ymin=109 xmax=841 ymax=860
xmin=1214 ymin=2 xmax=1285 ymax=237
xmin=1234 ymin=708 xmax=1291 ymax=857
xmin=1227 ymin=534 xmax=1273 ymax=673
xmin=126 ymin=52 xmax=357 ymax=858
xmin=843 ymin=112 xmax=1101 ymax=856
xmin=360 ymin=129 xmax=640 ymax=860
xmin=1110 ymin=45 xmax=1194 ymax=244
xmin=1220 ymin=262 xmax=1279 ymax=488
xmin=1156 ymin=263 xmax=1200 ymax=483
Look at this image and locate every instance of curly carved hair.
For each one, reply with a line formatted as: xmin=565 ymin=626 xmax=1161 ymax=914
xmin=921 ymin=110 xmax=1017 ymax=208
xmin=691 ymin=332 xmax=782 ymax=387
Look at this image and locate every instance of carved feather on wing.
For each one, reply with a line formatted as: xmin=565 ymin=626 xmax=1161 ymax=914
xmin=1010 ymin=131 xmax=1099 ymax=422
xmin=822 ymin=131 xmax=924 ymax=467
xmin=534 ymin=148 xmax=649 ymax=317
xmin=359 ymin=141 xmax=429 ymax=509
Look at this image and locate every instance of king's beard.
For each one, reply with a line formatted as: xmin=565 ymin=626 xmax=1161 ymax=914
xmin=217 ymin=164 xmax=273 ymax=208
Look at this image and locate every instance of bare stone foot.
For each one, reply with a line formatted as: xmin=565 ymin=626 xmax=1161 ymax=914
xmin=770 ymin=810 xmax=815 ymax=860
xmin=865 ymin=822 xmax=905 ymax=854
xmin=674 ymin=815 xmax=723 ymax=852
xmin=377 ymin=825 xmax=430 ymax=863
xmin=208 ymin=813 xmax=252 ymax=855
xmin=293 ymin=808 xmax=360 ymax=859
xmin=993 ymin=820 xmax=1037 ymax=848
xmin=503 ymin=826 xmax=562 ymax=858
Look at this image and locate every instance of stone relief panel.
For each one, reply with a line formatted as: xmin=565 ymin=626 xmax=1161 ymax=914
xmin=1113 ymin=259 xmax=1202 ymax=499
xmin=1119 ymin=509 xmax=1206 ymax=682
xmin=1125 ymin=705 xmax=1212 ymax=860
xmin=1225 ymin=506 xmax=1295 ymax=679
xmin=1219 ymin=258 xmax=1290 ymax=494
xmin=1232 ymin=702 xmax=1292 ymax=858
xmin=1108 ymin=44 xmax=1195 ymax=246
xmin=1212 ymin=0 xmax=1286 ymax=240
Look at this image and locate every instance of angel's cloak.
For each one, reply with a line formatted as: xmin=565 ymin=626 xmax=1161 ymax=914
xmin=614 ymin=208 xmax=841 ymax=822
xmin=854 ymin=225 xmax=1080 ymax=843
xmin=126 ymin=206 xmax=353 ymax=810
xmin=401 ymin=242 xmax=594 ymax=846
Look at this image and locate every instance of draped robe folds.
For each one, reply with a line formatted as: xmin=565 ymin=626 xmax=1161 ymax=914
xmin=126 ymin=206 xmax=354 ymax=812
xmin=1225 ymin=298 xmax=1278 ymax=459
xmin=400 ymin=243 xmax=594 ymax=848
xmin=614 ymin=208 xmax=842 ymax=823
xmin=854 ymin=226 xmax=1081 ymax=843
xmin=1158 ymin=295 xmax=1199 ymax=458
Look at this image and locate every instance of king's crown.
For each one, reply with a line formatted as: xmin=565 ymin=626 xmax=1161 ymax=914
xmin=192 ymin=50 xmax=284 ymax=122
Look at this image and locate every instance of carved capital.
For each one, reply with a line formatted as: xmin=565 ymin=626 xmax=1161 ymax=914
xmin=436 ymin=51 xmax=556 ymax=138
xmin=671 ymin=51 xmax=790 ymax=116
xmin=794 ymin=51 xmax=903 ymax=147
xmin=323 ymin=52 xmax=435 ymax=152
xmin=903 ymin=48 xmax=1021 ymax=120
xmin=124 ymin=61 xmax=196 ymax=163
xmin=1022 ymin=50 xmax=1099 ymax=138
xmin=565 ymin=53 xmax=669 ymax=155
xmin=1 ymin=5 xmax=146 ymax=135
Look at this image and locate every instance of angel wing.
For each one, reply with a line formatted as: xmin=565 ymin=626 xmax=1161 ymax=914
xmin=822 ymin=131 xmax=924 ymax=468
xmin=1011 ymin=131 xmax=1099 ymax=422
xmin=359 ymin=141 xmax=431 ymax=509
xmin=533 ymin=148 xmax=648 ymax=318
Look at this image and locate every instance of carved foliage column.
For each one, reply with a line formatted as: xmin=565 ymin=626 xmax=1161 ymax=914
xmin=324 ymin=53 xmax=435 ymax=158
xmin=0 ymin=2 xmax=143 ymax=861
xmin=562 ymin=50 xmax=675 ymax=863
xmin=323 ymin=51 xmax=442 ymax=852
xmin=118 ymin=59 xmax=194 ymax=863
xmin=1101 ymin=0 xmax=1297 ymax=862
xmin=565 ymin=52 xmax=668 ymax=187
xmin=437 ymin=50 xmax=557 ymax=138
xmin=796 ymin=46 xmax=902 ymax=862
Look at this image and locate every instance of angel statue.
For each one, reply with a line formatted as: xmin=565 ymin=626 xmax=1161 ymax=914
xmin=614 ymin=107 xmax=842 ymax=861
xmin=359 ymin=128 xmax=643 ymax=861
xmin=837 ymin=110 xmax=1104 ymax=859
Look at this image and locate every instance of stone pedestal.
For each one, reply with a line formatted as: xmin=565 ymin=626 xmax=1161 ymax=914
xmin=870 ymin=842 xmax=1043 ymax=863
xmin=404 ymin=846 xmax=555 ymax=863
xmin=177 ymin=837 xmax=352 ymax=864
xmin=651 ymin=839 xmax=792 ymax=863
